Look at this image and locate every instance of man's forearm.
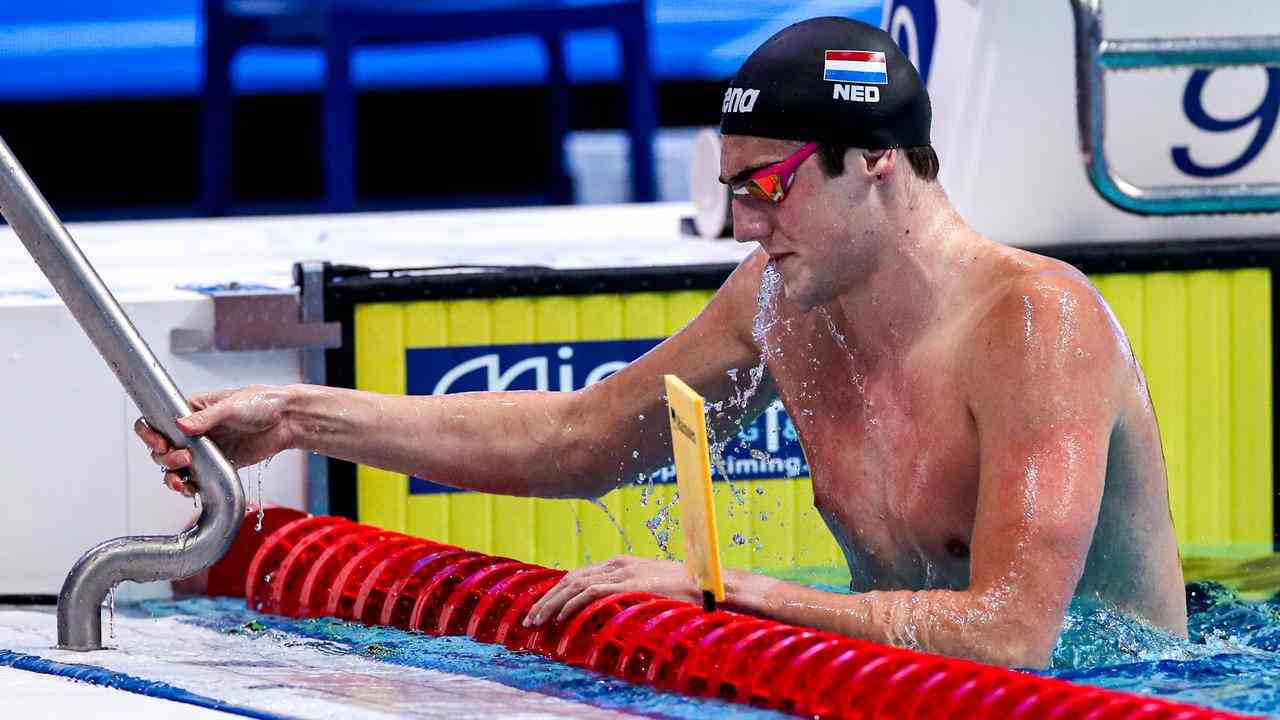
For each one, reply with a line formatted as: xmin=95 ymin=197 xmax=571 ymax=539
xmin=723 ymin=568 xmax=1058 ymax=667
xmin=281 ymin=384 xmax=607 ymax=498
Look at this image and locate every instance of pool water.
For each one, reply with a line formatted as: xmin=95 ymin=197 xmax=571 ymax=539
xmin=1047 ymin=582 xmax=1280 ymax=716
xmin=138 ymin=577 xmax=1280 ymax=719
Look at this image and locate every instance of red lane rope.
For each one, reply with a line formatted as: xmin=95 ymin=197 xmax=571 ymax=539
xmin=204 ymin=510 xmax=1254 ymax=720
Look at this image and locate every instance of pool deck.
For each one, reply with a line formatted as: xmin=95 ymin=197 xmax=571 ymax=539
xmin=0 ymin=605 xmax=643 ymax=719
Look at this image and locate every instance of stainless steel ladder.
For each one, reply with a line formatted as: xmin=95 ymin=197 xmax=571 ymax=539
xmin=1071 ymin=0 xmax=1280 ymax=214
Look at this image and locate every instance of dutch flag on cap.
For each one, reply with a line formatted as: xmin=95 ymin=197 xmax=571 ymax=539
xmin=823 ymin=50 xmax=888 ymax=84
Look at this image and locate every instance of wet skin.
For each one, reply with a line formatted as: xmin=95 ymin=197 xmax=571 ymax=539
xmin=136 ymin=137 xmax=1186 ymax=668
xmin=757 ymin=248 xmax=1185 ymax=630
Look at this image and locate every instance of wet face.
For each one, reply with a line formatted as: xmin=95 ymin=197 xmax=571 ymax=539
xmin=720 ymin=135 xmax=884 ymax=308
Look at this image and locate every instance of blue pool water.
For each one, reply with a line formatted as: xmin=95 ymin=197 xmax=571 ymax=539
xmin=138 ymin=579 xmax=1280 ymax=718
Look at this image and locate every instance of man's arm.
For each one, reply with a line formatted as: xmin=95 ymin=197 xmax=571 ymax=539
xmin=527 ymin=271 xmax=1124 ymax=667
xmin=164 ymin=252 xmax=776 ymax=500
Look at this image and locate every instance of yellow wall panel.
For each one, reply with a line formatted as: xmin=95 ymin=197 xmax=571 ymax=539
xmin=407 ymin=494 xmax=448 ymax=541
xmin=794 ymin=480 xmax=841 ymax=567
xmin=1229 ymin=270 xmax=1272 ymax=555
xmin=717 ymin=481 xmax=753 ymax=570
xmin=1140 ymin=273 xmax=1190 ymax=544
xmin=354 ymin=303 xmax=407 ymax=532
xmin=1184 ymin=272 xmax=1233 ymax=553
xmin=750 ymin=478 xmax=797 ymax=571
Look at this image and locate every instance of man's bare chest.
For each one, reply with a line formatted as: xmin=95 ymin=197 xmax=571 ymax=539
xmin=766 ymin=329 xmax=981 ymax=589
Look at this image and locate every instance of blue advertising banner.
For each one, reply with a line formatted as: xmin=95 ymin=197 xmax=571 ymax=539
xmin=405 ymin=338 xmax=808 ymax=493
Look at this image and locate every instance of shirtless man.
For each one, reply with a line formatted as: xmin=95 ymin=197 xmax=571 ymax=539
xmin=135 ymin=18 xmax=1186 ymax=667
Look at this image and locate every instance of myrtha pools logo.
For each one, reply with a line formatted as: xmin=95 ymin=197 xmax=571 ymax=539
xmin=405 ymin=339 xmax=808 ymax=492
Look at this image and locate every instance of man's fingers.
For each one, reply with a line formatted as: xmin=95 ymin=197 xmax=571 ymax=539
xmin=554 ymin=583 xmax=624 ymax=623
xmin=177 ymin=403 xmax=227 ymax=437
xmin=164 ymin=471 xmax=194 ymax=497
xmin=526 ymin=576 xmax=581 ymax=626
xmin=525 ymin=566 xmax=623 ymax=626
xmin=134 ymin=418 xmax=169 ymax=453
xmin=151 ymin=448 xmax=193 ymax=470
xmin=188 ymin=388 xmax=237 ymax=411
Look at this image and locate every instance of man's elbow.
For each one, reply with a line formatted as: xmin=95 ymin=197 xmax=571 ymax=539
xmin=979 ymin=618 xmax=1058 ymax=669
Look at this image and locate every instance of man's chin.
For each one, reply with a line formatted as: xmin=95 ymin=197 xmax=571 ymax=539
xmin=783 ymin=277 xmax=829 ymax=310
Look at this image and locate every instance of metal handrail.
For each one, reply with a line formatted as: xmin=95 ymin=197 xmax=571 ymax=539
xmin=0 ymin=134 xmax=245 ymax=650
xmin=1070 ymin=0 xmax=1280 ymax=215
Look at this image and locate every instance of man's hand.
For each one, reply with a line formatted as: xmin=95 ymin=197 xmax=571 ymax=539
xmin=524 ymin=556 xmax=700 ymax=627
xmin=133 ymin=385 xmax=295 ymax=496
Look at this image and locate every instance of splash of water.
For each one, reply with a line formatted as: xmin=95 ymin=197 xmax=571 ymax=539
xmin=752 ymin=261 xmax=784 ymax=355
xmin=691 ymin=261 xmax=799 ymax=551
xmin=712 ymin=259 xmax=783 ymax=424
xmin=253 ymin=455 xmax=275 ymax=532
xmin=587 ymin=498 xmax=633 ymax=554
xmin=696 ymin=265 xmax=788 ymax=520
xmin=644 ymin=491 xmax=681 ymax=560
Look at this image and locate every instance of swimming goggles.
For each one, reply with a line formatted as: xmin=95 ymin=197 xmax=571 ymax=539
xmin=730 ymin=142 xmax=820 ymax=204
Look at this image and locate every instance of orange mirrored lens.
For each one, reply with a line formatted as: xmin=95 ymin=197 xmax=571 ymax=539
xmin=747 ymin=173 xmax=784 ymax=203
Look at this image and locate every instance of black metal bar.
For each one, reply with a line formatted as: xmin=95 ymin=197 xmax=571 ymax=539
xmin=328 ymin=262 xmax=740 ymax=307
xmin=326 ymin=265 xmax=359 ymax=522
xmin=1030 ymin=237 xmax=1280 ymax=274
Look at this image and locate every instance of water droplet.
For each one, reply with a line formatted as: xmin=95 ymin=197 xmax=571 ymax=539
xmin=255 ymin=463 xmax=265 ymax=532
xmin=104 ymin=586 xmax=116 ymax=641
xmin=588 ymin=498 xmax=633 ymax=554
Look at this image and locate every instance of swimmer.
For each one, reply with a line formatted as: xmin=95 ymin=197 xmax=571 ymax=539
xmin=136 ymin=17 xmax=1186 ymax=667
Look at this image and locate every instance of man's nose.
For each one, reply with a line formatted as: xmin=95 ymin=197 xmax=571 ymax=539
xmin=731 ymin=199 xmax=771 ymax=245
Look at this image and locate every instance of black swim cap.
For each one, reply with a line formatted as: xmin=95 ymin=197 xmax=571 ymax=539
xmin=719 ymin=17 xmax=931 ymax=149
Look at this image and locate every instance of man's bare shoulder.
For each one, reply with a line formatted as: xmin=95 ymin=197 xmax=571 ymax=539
xmin=963 ymin=244 xmax=1134 ymax=391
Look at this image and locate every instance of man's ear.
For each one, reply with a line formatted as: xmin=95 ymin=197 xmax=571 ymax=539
xmin=863 ymin=149 xmax=897 ymax=182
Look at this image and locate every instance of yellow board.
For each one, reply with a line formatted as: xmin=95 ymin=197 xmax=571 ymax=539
xmin=353 ymin=266 xmax=1274 ymax=573
xmin=664 ymin=375 xmax=726 ymax=602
